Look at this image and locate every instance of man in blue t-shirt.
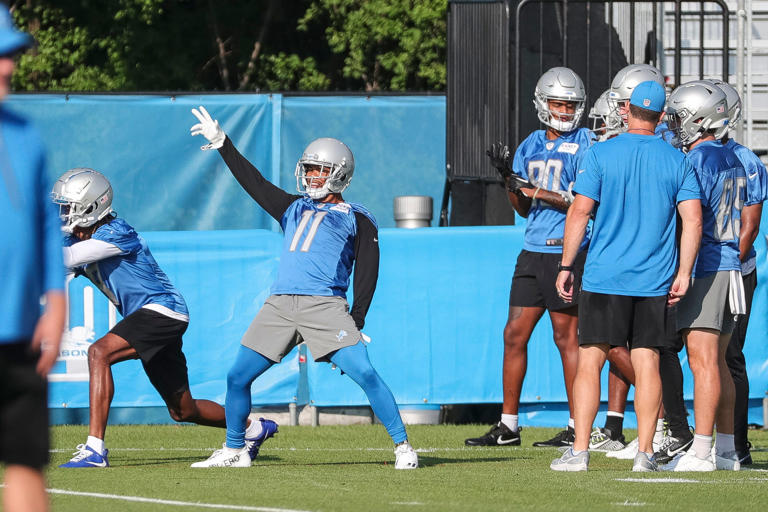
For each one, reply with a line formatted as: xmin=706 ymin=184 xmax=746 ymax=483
xmin=189 ymin=107 xmax=418 ymax=470
xmin=551 ymin=81 xmax=702 ymax=472
xmin=53 ymin=169 xmax=276 ymax=468
xmin=664 ymin=81 xmax=748 ymax=472
xmin=465 ymin=67 xmax=592 ymax=449
xmin=0 ymin=9 xmax=66 ymax=509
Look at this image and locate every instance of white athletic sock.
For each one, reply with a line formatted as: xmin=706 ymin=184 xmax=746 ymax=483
xmin=245 ymin=418 xmax=263 ymax=439
xmin=87 ymin=436 xmax=105 ymax=455
xmin=568 ymin=418 xmax=575 ymax=429
xmin=692 ymin=434 xmax=713 ymax=460
xmin=501 ymin=414 xmax=518 ymax=432
xmin=607 ymin=411 xmax=624 ymax=418
xmin=655 ymin=418 xmax=665 ymax=432
xmin=715 ymin=433 xmax=735 ymax=455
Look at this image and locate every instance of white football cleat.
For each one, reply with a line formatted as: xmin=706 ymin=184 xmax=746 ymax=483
xmin=606 ymin=437 xmax=638 ymax=459
xmin=714 ymin=450 xmax=741 ymax=471
xmin=191 ymin=444 xmax=251 ymax=468
xmin=661 ymin=449 xmax=715 ymax=472
xmin=394 ymin=442 xmax=418 ymax=470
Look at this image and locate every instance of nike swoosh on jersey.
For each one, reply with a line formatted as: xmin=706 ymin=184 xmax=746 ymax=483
xmin=85 ymin=460 xmax=108 ymax=467
xmin=749 ymin=172 xmax=758 ymax=180
xmin=496 ymin=436 xmax=518 ymax=445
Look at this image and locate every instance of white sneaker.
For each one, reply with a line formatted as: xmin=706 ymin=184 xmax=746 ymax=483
xmin=394 ymin=442 xmax=418 ymax=469
xmin=191 ymin=444 xmax=251 ymax=468
xmin=661 ymin=449 xmax=715 ymax=472
xmin=606 ymin=437 xmax=638 ymax=459
xmin=714 ymin=450 xmax=741 ymax=471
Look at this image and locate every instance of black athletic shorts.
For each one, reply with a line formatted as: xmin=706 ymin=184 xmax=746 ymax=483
xmin=509 ymin=249 xmax=586 ymax=311
xmin=578 ymin=291 xmax=676 ymax=349
xmin=0 ymin=342 xmax=49 ymax=469
xmin=111 ymin=308 xmax=190 ymax=403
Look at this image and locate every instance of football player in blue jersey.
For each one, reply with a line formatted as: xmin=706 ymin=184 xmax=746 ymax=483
xmin=188 ymin=106 xmax=418 ymax=469
xmin=52 ymin=169 xmax=276 ymax=468
xmin=464 ymin=67 xmax=592 ymax=448
xmin=708 ymin=80 xmax=768 ymax=466
xmin=663 ymin=81 xmax=746 ymax=471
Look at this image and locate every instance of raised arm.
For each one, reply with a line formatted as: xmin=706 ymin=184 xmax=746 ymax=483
xmin=350 ymin=213 xmax=379 ymax=330
xmin=191 ymin=106 xmax=299 ymax=222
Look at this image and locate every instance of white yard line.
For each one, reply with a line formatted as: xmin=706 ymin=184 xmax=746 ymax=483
xmin=51 ymin=446 xmax=511 ymax=453
xmin=44 ymin=487 xmax=312 ymax=512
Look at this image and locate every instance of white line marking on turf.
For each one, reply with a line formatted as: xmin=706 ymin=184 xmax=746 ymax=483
xmin=615 ymin=478 xmax=702 ymax=484
xmin=51 ymin=446 xmax=506 ymax=453
xmin=390 ymin=502 xmax=425 ymax=506
xmin=43 ymin=488 xmax=312 ymax=512
xmin=612 ymin=500 xmax=647 ymax=507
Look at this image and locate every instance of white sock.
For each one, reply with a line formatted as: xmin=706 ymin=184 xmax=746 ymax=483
xmin=568 ymin=418 xmax=575 ymax=429
xmin=655 ymin=418 xmax=665 ymax=432
xmin=606 ymin=411 xmax=624 ymax=418
xmin=245 ymin=418 xmax=263 ymax=439
xmin=87 ymin=436 xmax=105 ymax=455
xmin=501 ymin=414 xmax=518 ymax=432
xmin=692 ymin=434 xmax=713 ymax=460
xmin=715 ymin=433 xmax=735 ymax=455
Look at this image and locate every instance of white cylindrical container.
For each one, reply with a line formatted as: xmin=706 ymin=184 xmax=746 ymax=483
xmin=393 ymin=195 xmax=433 ymax=228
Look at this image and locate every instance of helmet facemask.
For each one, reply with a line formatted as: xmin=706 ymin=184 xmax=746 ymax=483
xmin=295 ymin=159 xmax=351 ymax=200
xmin=51 ymin=168 xmax=113 ymax=234
xmin=534 ymin=93 xmax=585 ymax=133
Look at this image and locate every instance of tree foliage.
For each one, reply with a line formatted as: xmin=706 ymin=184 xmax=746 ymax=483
xmin=8 ymin=0 xmax=447 ymax=92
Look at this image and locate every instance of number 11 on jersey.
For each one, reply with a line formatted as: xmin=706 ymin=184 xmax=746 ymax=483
xmin=289 ymin=210 xmax=328 ymax=252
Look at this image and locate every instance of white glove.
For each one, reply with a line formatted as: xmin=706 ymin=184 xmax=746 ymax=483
xmin=190 ymin=106 xmax=226 ymax=150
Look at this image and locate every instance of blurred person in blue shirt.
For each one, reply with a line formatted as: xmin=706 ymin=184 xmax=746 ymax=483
xmin=0 ymin=7 xmax=65 ymax=512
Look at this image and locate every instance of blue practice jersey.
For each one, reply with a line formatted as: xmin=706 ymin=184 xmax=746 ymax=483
xmin=574 ymin=133 xmax=701 ymax=296
xmin=271 ymin=197 xmax=376 ymax=297
xmin=655 ymin=121 xmax=679 ymax=146
xmin=725 ymin=139 xmax=768 ymax=268
xmin=686 ymin=140 xmax=747 ymax=277
xmin=1 ymin=108 xmax=64 ymax=343
xmin=512 ymin=127 xmax=593 ymax=253
xmin=66 ymin=218 xmax=188 ymax=318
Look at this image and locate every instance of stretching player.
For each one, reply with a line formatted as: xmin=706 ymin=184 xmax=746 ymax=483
xmin=465 ymin=67 xmax=591 ymax=448
xmin=189 ymin=107 xmax=418 ymax=469
xmin=53 ymin=169 xmax=276 ymax=468
xmin=664 ymin=82 xmax=745 ymax=471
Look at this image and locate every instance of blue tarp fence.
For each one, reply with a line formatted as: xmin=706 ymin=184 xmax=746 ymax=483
xmin=50 ymin=227 xmax=768 ymax=428
xmin=9 ymin=93 xmax=767 ymax=427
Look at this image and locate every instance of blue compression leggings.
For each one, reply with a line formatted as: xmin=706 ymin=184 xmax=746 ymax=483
xmin=224 ymin=342 xmax=407 ymax=448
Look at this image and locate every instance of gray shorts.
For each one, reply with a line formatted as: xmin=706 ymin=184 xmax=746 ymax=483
xmin=241 ymin=295 xmax=362 ymax=362
xmin=676 ymin=271 xmax=738 ymax=334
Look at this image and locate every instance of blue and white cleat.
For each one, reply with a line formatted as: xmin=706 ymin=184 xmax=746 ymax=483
xmin=245 ymin=417 xmax=279 ymax=459
xmin=59 ymin=444 xmax=109 ymax=468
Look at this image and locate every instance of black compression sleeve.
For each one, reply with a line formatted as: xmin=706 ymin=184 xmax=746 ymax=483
xmin=350 ymin=213 xmax=379 ymax=330
xmin=218 ymin=137 xmax=300 ymax=221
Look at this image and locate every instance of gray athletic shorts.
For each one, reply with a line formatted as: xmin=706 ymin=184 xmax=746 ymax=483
xmin=241 ymin=295 xmax=362 ymax=362
xmin=676 ymin=271 xmax=738 ymax=334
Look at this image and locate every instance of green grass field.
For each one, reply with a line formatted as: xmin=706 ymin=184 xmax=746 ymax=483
xmin=6 ymin=425 xmax=768 ymax=511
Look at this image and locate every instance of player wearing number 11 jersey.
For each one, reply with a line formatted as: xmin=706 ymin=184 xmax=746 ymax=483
xmin=465 ymin=67 xmax=591 ymax=448
xmin=189 ymin=106 xmax=417 ymax=469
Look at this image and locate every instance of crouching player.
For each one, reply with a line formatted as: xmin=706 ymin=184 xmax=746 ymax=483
xmin=189 ymin=106 xmax=418 ymax=469
xmin=52 ymin=168 xmax=276 ymax=468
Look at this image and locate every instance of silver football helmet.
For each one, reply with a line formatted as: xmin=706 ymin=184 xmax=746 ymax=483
xmin=588 ymin=89 xmax=622 ymax=141
xmin=51 ymin=168 xmax=113 ymax=233
xmin=295 ymin=138 xmax=355 ymax=199
xmin=706 ymin=79 xmax=741 ymax=128
xmin=608 ymin=64 xmax=665 ymax=128
xmin=533 ymin=67 xmax=586 ymax=132
xmin=664 ymin=81 xmax=729 ymax=148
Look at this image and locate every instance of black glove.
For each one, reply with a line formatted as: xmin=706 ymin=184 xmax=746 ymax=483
xmin=486 ymin=142 xmax=512 ymax=179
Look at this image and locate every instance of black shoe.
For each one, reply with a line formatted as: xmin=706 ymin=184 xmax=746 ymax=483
xmin=464 ymin=422 xmax=521 ymax=446
xmin=532 ymin=427 xmax=574 ymax=447
xmin=652 ymin=432 xmax=694 ymax=465
xmin=737 ymin=441 xmax=753 ymax=466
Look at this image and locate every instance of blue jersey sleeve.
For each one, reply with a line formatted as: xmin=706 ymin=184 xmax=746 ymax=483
xmin=573 ymin=148 xmax=601 ymax=202
xmin=734 ymin=145 xmax=768 ymax=205
xmin=91 ymin=218 xmax=141 ymax=255
xmin=676 ymin=159 xmax=702 ymax=203
xmin=512 ymin=132 xmax=537 ymax=180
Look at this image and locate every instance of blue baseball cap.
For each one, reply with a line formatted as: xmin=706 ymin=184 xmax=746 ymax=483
xmin=0 ymin=6 xmax=33 ymax=57
xmin=629 ymin=80 xmax=666 ymax=112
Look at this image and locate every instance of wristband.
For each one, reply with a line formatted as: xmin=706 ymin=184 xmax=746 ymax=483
xmin=532 ymin=187 xmax=541 ymax=200
xmin=557 ymin=263 xmax=574 ymax=272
